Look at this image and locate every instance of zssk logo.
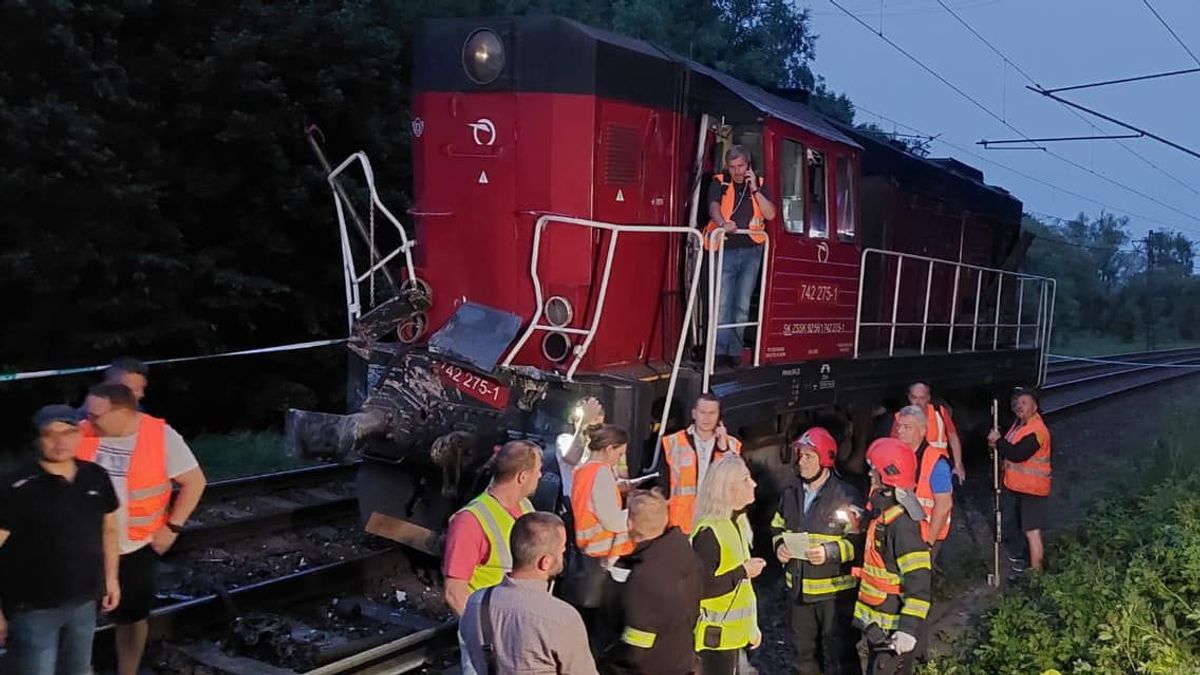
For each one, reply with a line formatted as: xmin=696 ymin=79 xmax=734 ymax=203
xmin=411 ymin=117 xmax=424 ymax=138
xmin=468 ymin=118 xmax=496 ymax=146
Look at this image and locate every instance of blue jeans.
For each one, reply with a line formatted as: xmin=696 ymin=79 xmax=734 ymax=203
xmin=715 ymin=245 xmax=763 ymax=358
xmin=3 ymin=600 xmax=96 ymax=675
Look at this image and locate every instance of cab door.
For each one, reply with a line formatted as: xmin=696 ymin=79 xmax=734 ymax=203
xmin=760 ymin=123 xmax=860 ymax=363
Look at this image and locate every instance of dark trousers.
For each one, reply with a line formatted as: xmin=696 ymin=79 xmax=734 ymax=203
xmin=699 ymin=648 xmax=739 ymax=675
xmin=790 ymin=596 xmax=861 ymax=675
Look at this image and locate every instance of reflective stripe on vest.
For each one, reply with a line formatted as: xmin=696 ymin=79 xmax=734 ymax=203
xmin=621 ymin=626 xmax=657 ymax=649
xmin=915 ymin=443 xmax=952 ymax=542
xmin=853 ymin=505 xmax=932 ymax=632
xmin=662 ymin=431 xmax=742 ymax=534
xmin=571 ymin=461 xmax=634 ymax=558
xmin=691 ymin=516 xmax=758 ymax=651
xmin=77 ymin=415 xmax=170 ymax=542
xmin=703 ymin=174 xmax=766 ymax=250
xmin=1003 ymin=414 xmax=1053 ymax=496
xmin=456 ymin=492 xmax=534 ymax=593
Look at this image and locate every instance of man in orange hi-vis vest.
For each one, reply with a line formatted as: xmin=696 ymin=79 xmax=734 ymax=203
xmin=705 ymin=145 xmax=776 ymax=368
xmin=657 ymin=394 xmax=743 ymax=534
xmin=989 ymin=387 xmax=1052 ymax=573
xmin=80 ymin=383 xmax=207 ymax=675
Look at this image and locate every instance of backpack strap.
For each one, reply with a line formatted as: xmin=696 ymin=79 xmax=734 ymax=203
xmin=481 ymin=587 xmax=499 ymax=675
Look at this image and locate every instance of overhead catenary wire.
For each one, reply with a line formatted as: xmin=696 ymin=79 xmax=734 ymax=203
xmin=830 ymin=0 xmax=1200 ymax=222
xmin=852 ymin=104 xmax=1200 ymax=238
xmin=1141 ymin=0 xmax=1200 ymax=67
xmin=933 ymin=0 xmax=1200 ymax=199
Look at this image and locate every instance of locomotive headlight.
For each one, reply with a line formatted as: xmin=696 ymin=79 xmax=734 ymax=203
xmin=463 ymin=29 xmax=505 ymax=85
xmin=546 ymin=296 xmax=574 ymax=328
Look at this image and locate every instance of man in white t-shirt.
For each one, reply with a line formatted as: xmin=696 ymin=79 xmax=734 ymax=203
xmin=80 ymin=382 xmax=207 ymax=675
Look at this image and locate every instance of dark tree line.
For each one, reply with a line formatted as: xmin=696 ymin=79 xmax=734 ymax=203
xmin=1020 ymin=213 xmax=1198 ymax=348
xmin=0 ymin=0 xmax=843 ymax=437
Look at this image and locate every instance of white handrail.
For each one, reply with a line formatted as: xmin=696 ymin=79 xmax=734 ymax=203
xmin=853 ymin=247 xmax=1057 ymax=379
xmin=500 ymin=215 xmax=706 ymax=470
xmin=326 ymin=152 xmax=418 ymax=330
xmin=702 ymin=229 xmax=770 ymax=392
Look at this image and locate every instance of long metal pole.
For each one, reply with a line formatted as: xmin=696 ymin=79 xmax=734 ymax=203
xmin=989 ymin=398 xmax=1002 ymax=588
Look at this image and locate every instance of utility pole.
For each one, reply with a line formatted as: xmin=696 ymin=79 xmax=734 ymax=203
xmin=1144 ymin=230 xmax=1156 ymax=351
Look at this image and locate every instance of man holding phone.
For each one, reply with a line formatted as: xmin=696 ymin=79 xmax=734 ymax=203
xmin=705 ymin=145 xmax=777 ymax=368
xmin=658 ymin=394 xmax=742 ymax=534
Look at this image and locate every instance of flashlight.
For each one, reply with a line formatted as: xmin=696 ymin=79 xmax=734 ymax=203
xmin=556 ymin=433 xmax=574 ymax=458
xmin=572 ymin=405 xmax=584 ymax=422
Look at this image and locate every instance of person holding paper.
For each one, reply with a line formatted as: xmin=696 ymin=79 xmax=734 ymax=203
xmin=770 ymin=427 xmax=864 ymax=675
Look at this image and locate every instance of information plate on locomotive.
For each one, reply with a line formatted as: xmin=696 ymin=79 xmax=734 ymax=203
xmin=434 ymin=362 xmax=511 ymax=409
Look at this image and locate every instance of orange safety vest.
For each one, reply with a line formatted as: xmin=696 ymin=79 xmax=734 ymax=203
xmin=703 ymin=174 xmax=766 ymax=250
xmin=892 ymin=403 xmax=950 ymax=450
xmin=78 ymin=415 xmax=172 ymax=542
xmin=915 ymin=443 xmax=952 ymax=542
xmin=661 ymin=430 xmax=743 ymax=534
xmin=852 ymin=505 xmax=932 ymax=632
xmin=855 ymin=506 xmax=905 ymax=608
xmin=1003 ymin=413 xmax=1052 ymax=497
xmin=571 ymin=460 xmax=634 ymax=558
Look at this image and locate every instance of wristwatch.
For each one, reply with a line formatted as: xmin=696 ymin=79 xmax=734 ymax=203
xmin=166 ymin=522 xmax=184 ymax=534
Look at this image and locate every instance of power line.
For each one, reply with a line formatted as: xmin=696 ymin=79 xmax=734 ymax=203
xmin=827 ymin=0 xmax=1200 ymax=225
xmin=932 ymin=0 xmax=1200 ymax=200
xmin=1042 ymin=66 xmax=1200 ymax=94
xmin=1142 ymin=0 xmax=1200 ymax=67
xmin=852 ymin=104 xmax=1200 ymax=237
xmin=1030 ymin=86 xmax=1200 ymax=162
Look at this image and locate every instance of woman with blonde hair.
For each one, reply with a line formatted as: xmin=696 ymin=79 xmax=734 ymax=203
xmin=690 ymin=455 xmax=766 ymax=675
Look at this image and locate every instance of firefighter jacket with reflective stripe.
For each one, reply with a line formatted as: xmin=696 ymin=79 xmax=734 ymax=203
xmin=703 ymin=174 xmax=766 ymax=250
xmin=603 ymin=528 xmax=703 ymax=675
xmin=690 ymin=516 xmax=759 ymax=651
xmin=454 ymin=492 xmax=534 ymax=593
xmin=572 ymin=461 xmax=634 ymax=558
xmin=852 ymin=499 xmax=932 ymax=637
xmin=1003 ymin=413 xmax=1052 ymax=496
xmin=914 ymin=441 xmax=952 ymax=543
xmin=77 ymin=415 xmax=171 ymax=543
xmin=662 ymin=430 xmax=742 ymax=534
xmin=770 ymin=474 xmax=864 ymax=603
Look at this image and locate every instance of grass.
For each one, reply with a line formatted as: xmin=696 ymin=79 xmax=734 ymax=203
xmin=189 ymin=430 xmax=318 ymax=481
xmin=1053 ymin=333 xmax=1200 ymax=357
xmin=0 ymin=430 xmax=317 ymax=482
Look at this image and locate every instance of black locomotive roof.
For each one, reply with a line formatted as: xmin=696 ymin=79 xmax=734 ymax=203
xmin=835 ymin=122 xmax=1022 ymax=217
xmin=416 ymin=16 xmax=859 ymax=148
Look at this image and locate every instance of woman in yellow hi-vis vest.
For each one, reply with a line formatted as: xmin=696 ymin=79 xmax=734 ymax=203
xmin=689 ymin=455 xmax=766 ymax=675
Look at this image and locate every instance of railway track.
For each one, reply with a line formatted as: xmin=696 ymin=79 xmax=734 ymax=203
xmin=118 ymin=346 xmax=1200 ymax=674
xmin=1041 ymin=347 xmax=1200 ymax=414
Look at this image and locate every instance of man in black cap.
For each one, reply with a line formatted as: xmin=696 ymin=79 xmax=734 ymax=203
xmin=0 ymin=405 xmax=121 ymax=675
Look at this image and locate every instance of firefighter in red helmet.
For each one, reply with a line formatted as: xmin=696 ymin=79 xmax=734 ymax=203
xmin=853 ymin=438 xmax=932 ymax=675
xmin=770 ymin=427 xmax=865 ymax=675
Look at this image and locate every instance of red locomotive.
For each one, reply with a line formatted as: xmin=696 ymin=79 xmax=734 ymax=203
xmin=291 ymin=16 xmax=1055 ymax=528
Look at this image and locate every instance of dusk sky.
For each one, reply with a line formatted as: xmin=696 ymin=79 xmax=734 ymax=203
xmin=807 ymin=0 xmax=1200 ymax=244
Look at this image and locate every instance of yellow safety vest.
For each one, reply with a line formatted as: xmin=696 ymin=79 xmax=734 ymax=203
xmin=691 ymin=516 xmax=759 ymax=651
xmin=457 ymin=492 xmax=534 ymax=593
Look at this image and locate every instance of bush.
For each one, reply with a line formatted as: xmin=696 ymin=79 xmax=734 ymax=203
xmin=926 ymin=407 xmax=1200 ymax=674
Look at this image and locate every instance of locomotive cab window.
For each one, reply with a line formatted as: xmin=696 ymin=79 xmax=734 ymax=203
xmin=780 ymin=139 xmax=805 ymax=234
xmin=807 ymin=148 xmax=829 ymax=239
xmin=836 ymin=155 xmax=856 ymax=240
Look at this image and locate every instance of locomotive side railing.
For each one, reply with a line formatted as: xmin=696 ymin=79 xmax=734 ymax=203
xmin=326 ymin=152 xmax=418 ymax=332
xmin=853 ymin=248 xmax=1057 ymax=385
xmin=702 ymin=229 xmax=770 ymax=392
xmin=500 ymin=215 xmax=706 ymax=457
